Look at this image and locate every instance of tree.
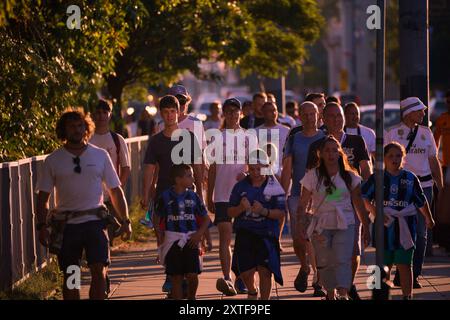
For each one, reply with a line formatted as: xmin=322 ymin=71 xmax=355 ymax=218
xmin=0 ymin=0 xmax=146 ymax=161
xmin=106 ymin=0 xmax=324 ymax=108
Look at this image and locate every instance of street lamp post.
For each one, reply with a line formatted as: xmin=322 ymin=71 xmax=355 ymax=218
xmin=373 ymin=0 xmax=390 ymax=300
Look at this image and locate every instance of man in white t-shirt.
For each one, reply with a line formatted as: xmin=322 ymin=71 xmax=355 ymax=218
xmin=36 ymin=109 xmax=131 ymax=300
xmin=90 ymin=99 xmax=131 ymax=294
xmin=256 ymin=101 xmax=290 ymax=178
xmin=90 ymin=99 xmax=131 ymax=217
xmin=344 ymin=102 xmax=376 ymax=158
xmin=385 ymin=97 xmax=444 ymax=288
xmin=207 ymin=98 xmax=258 ymax=296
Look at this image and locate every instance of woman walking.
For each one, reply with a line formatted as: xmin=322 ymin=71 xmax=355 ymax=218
xmin=296 ymin=136 xmax=371 ymax=300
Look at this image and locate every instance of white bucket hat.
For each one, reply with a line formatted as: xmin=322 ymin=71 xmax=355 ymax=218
xmin=400 ymin=97 xmax=427 ymax=118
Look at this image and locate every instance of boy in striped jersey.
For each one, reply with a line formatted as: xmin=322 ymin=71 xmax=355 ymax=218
xmin=154 ymin=164 xmax=211 ymax=300
xmin=362 ymin=142 xmax=434 ymax=299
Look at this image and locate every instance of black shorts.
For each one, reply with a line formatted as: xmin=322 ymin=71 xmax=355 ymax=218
xmin=232 ymin=229 xmax=271 ymax=275
xmin=214 ymin=202 xmax=232 ymax=225
xmin=58 ymin=220 xmax=110 ymax=273
xmin=165 ymin=241 xmax=202 ymax=276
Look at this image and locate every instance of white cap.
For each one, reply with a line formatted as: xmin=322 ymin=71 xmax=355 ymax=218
xmin=400 ymin=97 xmax=427 ymax=118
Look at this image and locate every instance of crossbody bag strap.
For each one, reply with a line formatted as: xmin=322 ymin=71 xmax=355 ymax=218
xmin=405 ymin=125 xmax=419 ymax=153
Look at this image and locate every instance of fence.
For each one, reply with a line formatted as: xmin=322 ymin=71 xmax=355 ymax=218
xmin=0 ymin=136 xmax=148 ymax=291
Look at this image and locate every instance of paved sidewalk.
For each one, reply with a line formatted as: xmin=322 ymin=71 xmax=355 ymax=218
xmin=80 ymin=228 xmax=450 ymax=300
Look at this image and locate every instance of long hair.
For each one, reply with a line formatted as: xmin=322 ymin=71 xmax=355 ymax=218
xmin=313 ymin=135 xmax=358 ymax=194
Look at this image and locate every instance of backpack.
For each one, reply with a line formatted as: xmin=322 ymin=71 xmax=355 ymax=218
xmin=110 ymin=131 xmax=121 ymax=175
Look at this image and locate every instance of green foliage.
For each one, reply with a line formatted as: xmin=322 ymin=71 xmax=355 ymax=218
xmin=0 ymin=0 xmax=146 ymax=161
xmin=1 ymin=0 xmax=324 ymax=162
xmin=0 ymin=261 xmax=63 ymax=300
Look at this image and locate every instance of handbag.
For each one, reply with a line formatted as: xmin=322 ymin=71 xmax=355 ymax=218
xmin=298 ymin=192 xmax=328 ymax=240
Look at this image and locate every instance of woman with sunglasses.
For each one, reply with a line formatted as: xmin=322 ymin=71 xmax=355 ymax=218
xmin=296 ymin=135 xmax=371 ymax=300
xmin=228 ymin=149 xmax=286 ymax=300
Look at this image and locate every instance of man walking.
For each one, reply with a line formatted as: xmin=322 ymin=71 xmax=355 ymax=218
xmin=386 ymin=97 xmax=443 ymax=288
xmin=36 ymin=109 xmax=132 ymax=300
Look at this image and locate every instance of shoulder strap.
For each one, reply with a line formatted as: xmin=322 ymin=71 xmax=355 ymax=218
xmin=110 ymin=131 xmax=121 ymax=174
xmin=405 ymin=125 xmax=419 ymax=153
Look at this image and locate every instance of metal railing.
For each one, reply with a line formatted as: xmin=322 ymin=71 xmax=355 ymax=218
xmin=0 ymin=136 xmax=148 ymax=290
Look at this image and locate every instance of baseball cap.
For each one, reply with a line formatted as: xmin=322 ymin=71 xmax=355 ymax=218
xmin=168 ymin=85 xmax=189 ymax=98
xmin=223 ymin=97 xmax=242 ymax=110
xmin=400 ymin=97 xmax=427 ymax=117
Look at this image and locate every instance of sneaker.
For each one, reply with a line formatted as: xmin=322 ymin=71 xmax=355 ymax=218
xmin=312 ymin=282 xmax=326 ymax=297
xmin=216 ymin=278 xmax=237 ymax=296
xmin=162 ymin=277 xmax=172 ymax=293
xmin=348 ymin=284 xmax=361 ymax=300
xmin=106 ymin=274 xmax=111 ymax=295
xmin=247 ymin=288 xmax=259 ymax=300
xmin=294 ymin=269 xmax=309 ymax=293
xmin=413 ymin=278 xmax=423 ymax=289
xmin=235 ymin=278 xmax=248 ymax=294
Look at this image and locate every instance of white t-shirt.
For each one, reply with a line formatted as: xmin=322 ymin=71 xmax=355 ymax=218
xmin=89 ymin=132 xmax=131 ymax=200
xmin=300 ymin=169 xmax=361 ymax=229
xmin=36 ymin=144 xmax=121 ymax=224
xmin=157 ymin=114 xmax=207 ymax=150
xmin=255 ymin=123 xmax=290 ymax=176
xmin=345 ymin=124 xmax=376 ymax=154
xmin=209 ymin=129 xmax=259 ymax=203
xmin=385 ymin=123 xmax=437 ymax=188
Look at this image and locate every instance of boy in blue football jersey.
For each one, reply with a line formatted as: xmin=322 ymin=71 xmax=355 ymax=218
xmin=154 ymin=164 xmax=211 ymax=300
xmin=362 ymin=142 xmax=435 ymax=299
xmin=228 ymin=149 xmax=286 ymax=300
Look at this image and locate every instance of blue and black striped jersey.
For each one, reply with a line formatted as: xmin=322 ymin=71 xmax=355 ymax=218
xmin=155 ymin=188 xmax=208 ymax=233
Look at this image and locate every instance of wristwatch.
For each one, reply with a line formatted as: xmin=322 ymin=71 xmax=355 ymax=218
xmin=36 ymin=222 xmax=47 ymax=231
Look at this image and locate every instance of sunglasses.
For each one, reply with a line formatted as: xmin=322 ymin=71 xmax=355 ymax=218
xmin=73 ymin=156 xmax=81 ymax=174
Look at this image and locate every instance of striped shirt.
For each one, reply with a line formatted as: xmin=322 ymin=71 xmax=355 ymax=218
xmin=361 ymin=170 xmax=426 ymax=250
xmin=156 ymin=188 xmax=207 ymax=233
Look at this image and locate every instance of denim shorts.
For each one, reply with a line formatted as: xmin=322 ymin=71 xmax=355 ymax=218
xmin=58 ymin=220 xmax=110 ymax=272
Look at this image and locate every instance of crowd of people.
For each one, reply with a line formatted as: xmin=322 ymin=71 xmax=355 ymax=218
xmin=35 ymin=85 xmax=450 ymax=300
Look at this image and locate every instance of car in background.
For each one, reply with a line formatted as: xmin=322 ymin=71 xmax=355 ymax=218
xmin=359 ymin=102 xmax=400 ymax=131
xmin=191 ymin=92 xmax=221 ymax=121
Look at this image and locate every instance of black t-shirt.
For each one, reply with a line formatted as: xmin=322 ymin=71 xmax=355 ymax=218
xmin=306 ymin=133 xmax=370 ymax=173
xmin=144 ymin=130 xmax=202 ymax=197
xmin=240 ymin=115 xmax=265 ymax=129
xmin=138 ymin=119 xmax=155 ymax=136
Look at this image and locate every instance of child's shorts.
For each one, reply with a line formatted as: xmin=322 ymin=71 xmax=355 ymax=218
xmin=384 ymin=248 xmax=414 ymax=266
xmin=165 ymin=240 xmax=202 ymax=275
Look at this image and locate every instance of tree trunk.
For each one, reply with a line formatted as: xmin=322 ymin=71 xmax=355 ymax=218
xmin=106 ymin=75 xmax=126 ymax=135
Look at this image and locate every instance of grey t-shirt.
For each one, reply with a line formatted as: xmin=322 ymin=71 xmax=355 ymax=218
xmin=144 ymin=130 xmax=202 ymax=197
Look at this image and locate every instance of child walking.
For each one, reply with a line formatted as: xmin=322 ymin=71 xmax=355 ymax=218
xmin=154 ymin=164 xmax=211 ymax=300
xmin=362 ymin=142 xmax=435 ymax=299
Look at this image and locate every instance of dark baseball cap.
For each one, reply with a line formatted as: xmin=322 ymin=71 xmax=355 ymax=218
xmin=168 ymin=85 xmax=189 ymax=98
xmin=223 ymin=98 xmax=242 ymax=110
